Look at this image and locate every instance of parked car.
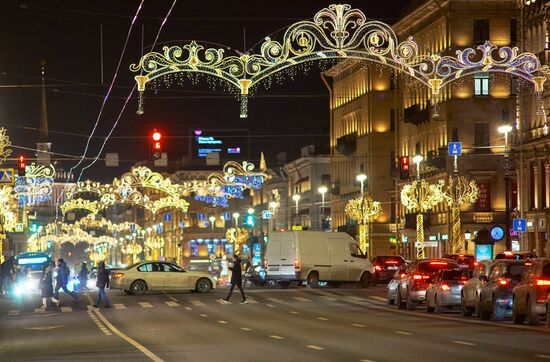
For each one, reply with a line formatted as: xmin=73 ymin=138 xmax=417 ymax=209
xmin=244 ymin=265 xmax=267 ymax=287
xmin=395 ymin=259 xmax=459 ymax=310
xmin=478 ymin=259 xmax=531 ymax=321
xmin=494 ymin=251 xmax=538 ymax=260
xmin=461 ymin=260 xmax=497 ymax=316
xmin=512 ymin=259 xmax=550 ymax=325
xmin=110 ymin=261 xmax=216 ymax=295
xmin=442 ymin=254 xmax=477 ymax=270
xmin=265 ymin=231 xmax=375 ymax=288
xmin=387 ymin=265 xmax=408 ymax=305
xmin=425 ymin=268 xmax=470 ymax=313
xmin=372 ymin=256 xmax=406 ymax=284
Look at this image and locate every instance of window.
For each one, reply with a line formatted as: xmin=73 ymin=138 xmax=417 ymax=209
xmin=474 ymin=122 xmax=490 ymax=149
xmin=137 ymin=263 xmax=153 ymax=272
xmin=349 ymin=243 xmax=363 ymax=257
xmin=161 ymin=263 xmax=181 ymax=272
xmin=474 ymin=19 xmax=490 ymax=44
xmin=474 ymin=73 xmax=489 ymax=96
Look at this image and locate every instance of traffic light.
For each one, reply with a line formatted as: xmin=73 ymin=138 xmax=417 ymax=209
xmin=18 ymin=155 xmax=26 ymax=176
xmin=399 ymin=156 xmax=410 ymax=180
xmin=245 ymin=215 xmax=255 ymax=227
xmin=151 ymin=130 xmax=162 ymax=160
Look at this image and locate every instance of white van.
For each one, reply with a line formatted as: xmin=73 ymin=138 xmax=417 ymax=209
xmin=265 ymin=231 xmax=375 ymax=287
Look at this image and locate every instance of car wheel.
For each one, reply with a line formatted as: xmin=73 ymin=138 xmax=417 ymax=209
xmin=512 ymin=297 xmax=526 ymax=325
xmin=278 ymin=281 xmax=290 ymax=289
xmin=492 ymin=298 xmax=504 ymax=321
xmin=426 ymin=298 xmax=434 ymax=313
xmin=253 ymin=281 xmax=266 ymax=287
xmin=406 ymin=294 xmax=417 ymax=310
xmin=397 ymin=287 xmax=406 ymax=309
xmin=195 ymin=278 xmax=213 ymax=293
xmin=123 ymin=289 xmax=133 ymax=295
xmin=434 ymin=296 xmax=442 ymax=314
xmin=478 ymin=298 xmax=490 ymax=320
xmin=526 ymin=297 xmax=539 ymax=326
xmin=307 ymin=272 xmax=319 ymax=288
xmin=461 ymin=293 xmax=472 ymax=316
xmin=360 ymin=272 xmax=371 ymax=288
xmin=546 ymin=302 xmax=550 ymax=327
xmin=130 ymin=280 xmax=147 ymax=296
xmin=387 ymin=291 xmax=395 ymax=305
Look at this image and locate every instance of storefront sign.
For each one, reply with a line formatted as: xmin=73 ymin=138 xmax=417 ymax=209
xmin=475 ymin=182 xmax=491 ymax=210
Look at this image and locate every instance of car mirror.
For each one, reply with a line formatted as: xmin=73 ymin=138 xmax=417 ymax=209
xmin=479 ymin=275 xmax=488 ymax=282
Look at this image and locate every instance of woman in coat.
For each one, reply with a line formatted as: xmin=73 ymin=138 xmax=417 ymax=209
xmin=40 ymin=262 xmax=58 ymax=308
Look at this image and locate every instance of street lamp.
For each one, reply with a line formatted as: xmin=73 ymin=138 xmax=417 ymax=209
xmin=318 ymin=186 xmax=328 ymax=230
xmin=269 ymin=201 xmax=278 ymax=211
xmin=232 ymin=212 xmax=240 ymax=227
xmin=499 ymin=124 xmax=513 ymax=251
xmin=247 ymin=208 xmax=255 ymax=215
xmin=209 ymin=215 xmax=216 ymax=254
xmin=412 ymin=153 xmax=423 ymax=180
xmin=464 ymin=230 xmax=471 ymax=253
xmin=356 ymin=173 xmax=367 ymax=194
xmin=292 ymin=194 xmax=301 ymax=214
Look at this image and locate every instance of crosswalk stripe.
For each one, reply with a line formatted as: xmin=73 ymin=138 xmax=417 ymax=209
xmin=113 ymin=303 xmax=126 ymax=309
xmin=60 ymin=306 xmax=72 ymax=313
xmin=240 ymin=327 xmax=253 ymax=331
xmin=8 ymin=310 xmax=19 ymax=316
xmin=352 ymin=323 xmax=365 ymax=327
xmin=34 ymin=308 xmax=46 ymax=313
xmin=266 ymin=297 xmax=283 ymax=303
xmin=293 ymin=296 xmax=312 ymax=302
xmin=184 ymin=307 xmax=192 ymax=311
xmin=320 ymin=295 xmax=338 ymax=301
xmin=138 ymin=302 xmax=153 ymax=308
xmin=216 ymin=299 xmax=232 ymax=305
xmin=269 ymin=335 xmax=285 ymax=340
xmin=218 ymin=320 xmax=228 ymax=324
xmin=164 ymin=301 xmax=180 ymax=307
xmin=316 ymin=317 xmax=329 ymax=321
xmin=369 ymin=296 xmax=386 ymax=302
xmin=191 ymin=300 xmax=205 ymax=306
xmin=306 ymin=345 xmax=324 ymax=350
xmin=246 ymin=297 xmax=259 ymax=304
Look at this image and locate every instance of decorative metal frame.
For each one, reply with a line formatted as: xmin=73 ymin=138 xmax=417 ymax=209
xmin=15 ymin=163 xmax=55 ymax=206
xmin=60 ymin=198 xmax=101 ymax=215
xmin=345 ymin=195 xmax=382 ymax=254
xmin=0 ymin=127 xmax=12 ymax=163
xmin=151 ymin=195 xmax=189 ymax=214
xmin=130 ymin=4 xmax=547 ymax=117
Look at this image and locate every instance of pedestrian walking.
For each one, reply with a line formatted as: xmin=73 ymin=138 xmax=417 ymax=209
xmin=54 ymin=258 xmax=78 ymax=301
xmin=92 ymin=261 xmax=110 ymax=308
xmin=77 ymin=262 xmax=89 ymax=291
xmin=1 ymin=258 xmax=15 ymax=295
xmin=39 ymin=262 xmax=58 ymax=308
xmin=221 ymin=254 xmax=247 ymax=304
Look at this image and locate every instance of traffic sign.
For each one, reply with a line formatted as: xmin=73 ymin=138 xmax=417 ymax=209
xmin=163 ymin=213 xmax=172 ymax=222
xmin=415 ymin=241 xmax=438 ymax=247
xmin=223 ymin=212 xmax=231 ymax=221
xmin=0 ymin=168 xmax=15 ymax=185
xmin=262 ymin=210 xmax=271 ymax=220
xmin=14 ymin=223 xmax=24 ymax=232
xmin=448 ymin=142 xmax=462 ymax=156
xmin=198 ymin=213 xmax=205 ymax=221
xmin=513 ymin=218 xmax=527 ymax=232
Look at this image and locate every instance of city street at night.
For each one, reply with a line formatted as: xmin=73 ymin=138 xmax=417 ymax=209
xmin=1 ymin=286 xmax=549 ymax=362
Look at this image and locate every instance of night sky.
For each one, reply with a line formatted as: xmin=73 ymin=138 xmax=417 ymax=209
xmin=0 ymin=0 xmax=409 ymax=182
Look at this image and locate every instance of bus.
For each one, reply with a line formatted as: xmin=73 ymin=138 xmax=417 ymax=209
xmin=14 ymin=252 xmax=52 ymax=293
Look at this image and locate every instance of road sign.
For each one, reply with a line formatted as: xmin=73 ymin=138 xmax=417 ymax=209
xmin=14 ymin=223 xmax=24 ymax=232
xmin=198 ymin=213 xmax=205 ymax=221
xmin=204 ymin=221 xmax=209 ymax=228
xmin=513 ymin=218 xmax=527 ymax=232
xmin=415 ymin=241 xmax=438 ymax=247
xmin=179 ymin=221 xmax=185 ymax=228
xmin=129 ymin=223 xmax=136 ymax=232
xmin=262 ymin=210 xmax=271 ymax=219
xmin=223 ymin=212 xmax=231 ymax=221
xmin=0 ymin=168 xmax=15 ymax=185
xmin=448 ymin=142 xmax=462 ymax=156
xmin=163 ymin=213 xmax=172 ymax=222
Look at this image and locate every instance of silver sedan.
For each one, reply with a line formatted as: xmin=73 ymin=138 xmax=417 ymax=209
xmin=426 ymin=269 xmax=469 ymax=313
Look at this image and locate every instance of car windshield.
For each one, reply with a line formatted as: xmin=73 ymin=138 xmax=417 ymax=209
xmin=441 ymin=270 xmax=469 ymax=281
xmin=447 ymin=255 xmax=475 ymax=268
xmin=418 ymin=261 xmax=455 ymax=274
xmin=124 ymin=262 xmax=141 ymax=270
xmin=504 ymin=264 xmax=528 ymax=277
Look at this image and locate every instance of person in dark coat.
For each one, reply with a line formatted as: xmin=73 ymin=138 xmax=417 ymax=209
xmin=92 ymin=261 xmax=111 ymax=308
xmin=77 ymin=262 xmax=89 ymax=291
xmin=222 ymin=254 xmax=247 ymax=304
xmin=54 ymin=258 xmax=78 ymax=301
xmin=40 ymin=263 xmax=57 ymax=308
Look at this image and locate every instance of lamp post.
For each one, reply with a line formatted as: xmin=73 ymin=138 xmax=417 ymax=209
xmin=269 ymin=201 xmax=278 ymax=231
xmin=413 ymin=153 xmax=424 ymax=259
xmin=318 ymin=185 xmax=328 ymax=230
xmin=292 ymin=194 xmax=301 ymax=227
xmin=356 ymin=173 xmax=367 ymax=194
xmin=498 ymin=124 xmax=513 ymax=251
xmin=464 ymin=230 xmax=472 ymax=254
xmin=232 ymin=212 xmax=240 ymax=227
xmin=209 ymin=216 xmax=217 ymax=254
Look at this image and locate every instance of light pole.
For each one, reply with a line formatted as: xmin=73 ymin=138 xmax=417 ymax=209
xmin=269 ymin=201 xmax=278 ymax=231
xmin=498 ymin=124 xmax=513 ymax=251
xmin=464 ymin=230 xmax=472 ymax=254
xmin=318 ymin=186 xmax=328 ymax=230
xmin=413 ymin=152 xmax=424 ymax=259
xmin=232 ymin=212 xmax=240 ymax=227
xmin=356 ymin=173 xmax=367 ymax=194
xmin=292 ymin=194 xmax=301 ymax=227
xmin=209 ymin=216 xmax=217 ymax=254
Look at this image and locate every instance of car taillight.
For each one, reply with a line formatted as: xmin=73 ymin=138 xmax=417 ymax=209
xmin=294 ymin=259 xmax=300 ymax=270
xmin=536 ymin=279 xmax=550 ymax=286
xmin=385 ymin=261 xmax=399 ymax=264
xmin=498 ymin=278 xmax=510 ymax=286
xmin=375 ymin=265 xmax=382 ymax=271
xmin=441 ymin=283 xmax=451 ymax=291
xmin=473 ymin=261 xmax=479 ymax=266
xmin=399 ymin=273 xmax=406 ymax=278
xmin=412 ymin=274 xmax=429 ymax=280
xmin=429 ymin=262 xmax=448 ymax=266
xmin=113 ymin=272 xmax=124 ymax=279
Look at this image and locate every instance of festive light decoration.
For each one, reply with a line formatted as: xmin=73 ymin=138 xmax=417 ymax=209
xmin=225 ymin=227 xmax=249 ymax=253
xmin=121 ymin=242 xmax=143 ymax=263
xmin=131 ymin=4 xmax=546 ymax=117
xmin=401 ymin=180 xmax=446 ymax=259
xmin=0 ymin=128 xmax=12 ymax=163
xmin=145 ymin=236 xmax=164 ymax=250
xmin=345 ymin=196 xmax=382 ymax=255
xmin=14 ymin=163 xmax=55 ymax=206
xmin=443 ymin=177 xmax=479 ymax=254
xmin=151 ymin=195 xmax=189 ymax=214
xmin=89 ymin=250 xmax=107 ymax=263
xmin=60 ymin=198 xmax=101 ymax=215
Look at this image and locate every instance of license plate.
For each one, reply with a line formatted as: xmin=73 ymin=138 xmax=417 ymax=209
xmin=387 ymin=266 xmax=398 ymax=270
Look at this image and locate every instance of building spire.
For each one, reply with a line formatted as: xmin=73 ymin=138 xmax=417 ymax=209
xmin=39 ymin=60 xmax=48 ymax=140
xmin=260 ymin=151 xmax=266 ymax=171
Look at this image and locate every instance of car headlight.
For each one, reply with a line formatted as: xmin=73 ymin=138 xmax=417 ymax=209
xmin=24 ymin=279 xmax=34 ymax=291
xmin=14 ymin=284 xmax=23 ymax=296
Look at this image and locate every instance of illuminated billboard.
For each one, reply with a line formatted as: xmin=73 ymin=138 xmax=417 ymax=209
xmin=190 ymin=129 xmax=249 ymax=162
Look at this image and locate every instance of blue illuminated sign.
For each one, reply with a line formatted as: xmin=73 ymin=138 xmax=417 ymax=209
xmin=196 ymin=136 xmax=222 ymax=145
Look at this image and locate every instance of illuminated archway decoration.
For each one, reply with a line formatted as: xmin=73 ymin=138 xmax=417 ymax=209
xmin=130 ymin=4 xmax=546 ymax=117
xmin=60 ymin=198 xmax=101 ymax=215
xmin=151 ymin=195 xmax=189 ymax=214
xmin=15 ymin=163 xmax=55 ymax=206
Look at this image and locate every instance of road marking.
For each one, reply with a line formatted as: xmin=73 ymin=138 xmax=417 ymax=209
xmin=306 ymin=345 xmax=324 ymax=350
xmin=199 ymin=314 xmax=208 ymax=317
xmin=352 ymin=324 xmax=365 ymax=327
xmin=289 ymin=311 xmax=300 ymax=315
xmin=269 ymin=335 xmax=285 ymax=340
xmin=216 ymin=299 xmax=231 ymax=305
xmin=25 ymin=325 xmax=63 ymax=330
xmin=218 ymin=320 xmax=228 ymax=324
xmin=316 ymin=317 xmax=329 ymax=321
xmin=184 ymin=307 xmax=192 ymax=311
xmin=246 ymin=297 xmax=259 ymax=304
xmin=60 ymin=307 xmax=72 ymax=313
xmin=320 ymin=295 xmax=338 ymax=301
xmin=138 ymin=302 xmax=153 ymax=308
xmin=535 ymin=355 xmax=550 ymax=360
xmin=453 ymin=341 xmax=476 ymax=346
xmin=33 ymin=308 xmax=46 ymax=313
xmin=8 ymin=310 xmax=19 ymax=316
xmin=293 ymin=296 xmax=312 ymax=302
xmin=113 ymin=303 xmax=126 ymax=309
xmin=369 ymin=296 xmax=387 ymax=302
xmin=87 ymin=309 xmax=112 ymax=336
xmin=162 ymin=292 xmax=178 ymax=302
xmin=359 ymin=359 xmax=376 ymax=362
xmin=240 ymin=327 xmax=253 ymax=331
xmin=191 ymin=300 xmax=205 ymax=306
xmin=266 ymin=304 xmax=275 ymax=308
xmin=164 ymin=301 xmax=179 ymax=307
xmin=266 ymin=297 xmax=283 ymax=303
xmin=90 ymin=308 xmax=164 ymax=362
xmin=395 ymin=331 xmax=412 ymax=335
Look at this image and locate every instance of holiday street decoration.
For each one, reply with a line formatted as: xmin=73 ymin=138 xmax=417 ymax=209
xmin=15 ymin=163 xmax=55 ymax=206
xmin=345 ymin=196 xmax=382 ymax=255
xmin=401 ymin=179 xmax=446 ymax=259
xmin=443 ymin=177 xmax=479 ymax=254
xmin=131 ymin=4 xmax=547 ymax=118
xmin=0 ymin=128 xmax=12 ymax=163
xmin=226 ymin=227 xmax=249 ymax=254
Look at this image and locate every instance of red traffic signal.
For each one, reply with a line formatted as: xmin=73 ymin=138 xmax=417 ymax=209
xmin=152 ymin=131 xmax=162 ymax=142
xmin=399 ymin=156 xmax=409 ymax=180
xmin=18 ymin=155 xmax=26 ymax=176
xmin=151 ymin=130 xmax=163 ymax=159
